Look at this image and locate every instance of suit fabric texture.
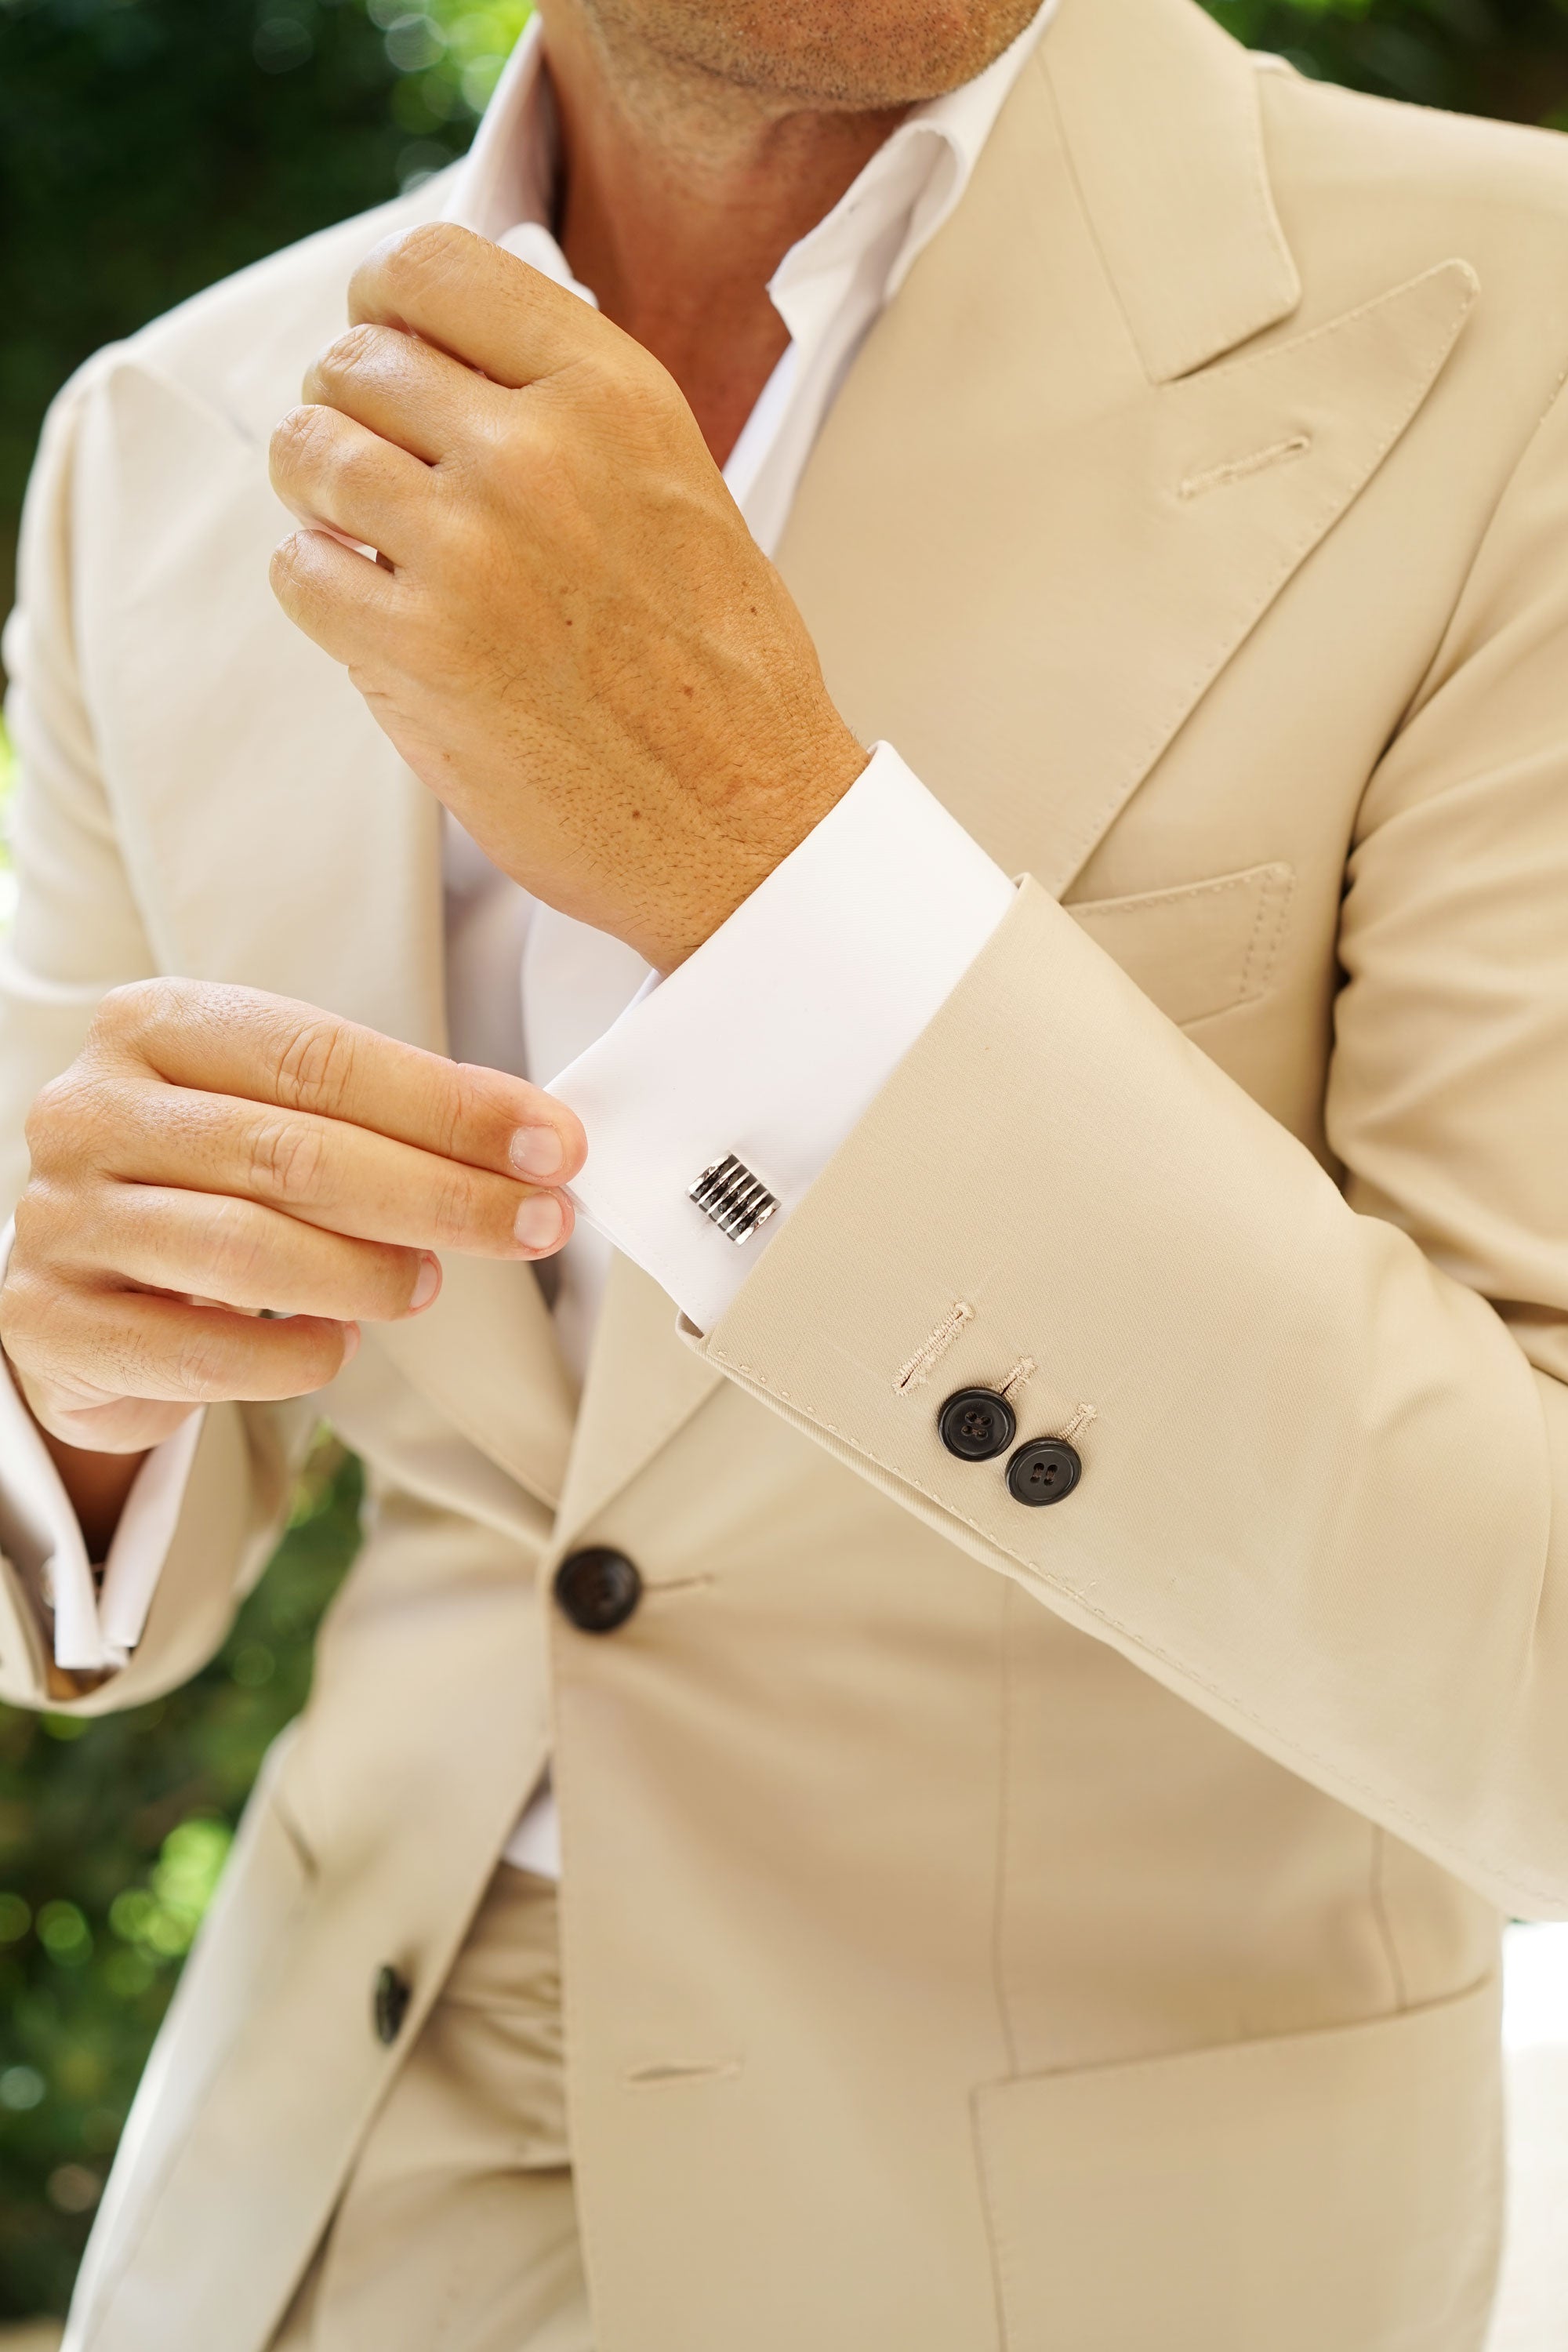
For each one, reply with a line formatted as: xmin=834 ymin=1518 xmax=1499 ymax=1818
xmin=5 ymin=0 xmax=1568 ymax=2341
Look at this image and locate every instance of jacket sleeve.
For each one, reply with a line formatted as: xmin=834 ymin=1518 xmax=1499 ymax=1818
xmin=0 ymin=370 xmax=310 ymax=1713
xmin=690 ymin=376 xmax=1568 ymax=1923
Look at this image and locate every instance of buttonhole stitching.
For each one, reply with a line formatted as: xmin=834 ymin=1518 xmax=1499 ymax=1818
xmin=624 ymin=2058 xmax=743 ymax=2088
xmin=1177 ymin=434 xmax=1311 ymax=501
xmin=894 ymin=1301 xmax=975 ymax=1394
xmin=1000 ymin=1357 xmax=1036 ymax=1402
xmin=1058 ymin=275 xmax=1472 ymax=876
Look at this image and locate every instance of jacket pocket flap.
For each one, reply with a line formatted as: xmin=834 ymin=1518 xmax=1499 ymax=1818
xmin=1065 ymin=861 xmax=1294 ymax=1029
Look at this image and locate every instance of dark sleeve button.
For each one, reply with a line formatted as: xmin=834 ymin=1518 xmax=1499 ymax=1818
xmin=938 ymin=1387 xmax=1017 ymax=1462
xmin=372 ymin=1963 xmax=412 ymax=2046
xmin=554 ymin=1547 xmax=643 ymax=1633
xmin=1006 ymin=1438 xmax=1082 ymax=1506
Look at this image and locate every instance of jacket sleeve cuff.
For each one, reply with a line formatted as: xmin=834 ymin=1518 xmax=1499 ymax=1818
xmin=546 ymin=742 xmax=1016 ymax=1331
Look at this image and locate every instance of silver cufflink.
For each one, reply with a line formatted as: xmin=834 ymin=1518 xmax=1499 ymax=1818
xmin=688 ymin=1153 xmax=779 ymax=1244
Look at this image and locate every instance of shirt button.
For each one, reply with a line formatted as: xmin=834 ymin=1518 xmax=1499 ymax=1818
xmin=554 ymin=1547 xmax=644 ymax=1634
xmin=372 ymin=1964 xmax=412 ymax=2046
xmin=1006 ymin=1438 xmax=1083 ymax=1506
xmin=938 ymin=1387 xmax=1017 ymax=1462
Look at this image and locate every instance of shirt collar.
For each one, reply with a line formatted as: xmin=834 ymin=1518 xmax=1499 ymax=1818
xmin=448 ymin=2 xmax=1056 ymax=303
xmin=777 ymin=2 xmax=1056 ymax=312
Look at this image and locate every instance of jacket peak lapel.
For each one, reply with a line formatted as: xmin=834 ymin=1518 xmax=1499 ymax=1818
xmin=777 ymin=17 xmax=1479 ymax=905
xmin=1036 ymin=252 xmax=1479 ymax=894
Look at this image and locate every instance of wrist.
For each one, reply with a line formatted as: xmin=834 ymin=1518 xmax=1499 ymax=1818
xmin=651 ymin=720 xmax=869 ymax=971
xmin=38 ymin=1431 xmax=149 ymax=1566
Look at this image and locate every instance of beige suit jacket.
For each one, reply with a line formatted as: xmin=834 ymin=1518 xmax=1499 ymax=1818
xmin=5 ymin=0 xmax=1568 ymax=2341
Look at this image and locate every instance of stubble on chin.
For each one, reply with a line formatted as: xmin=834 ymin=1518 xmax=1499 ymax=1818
xmin=568 ymin=0 xmax=1046 ymax=113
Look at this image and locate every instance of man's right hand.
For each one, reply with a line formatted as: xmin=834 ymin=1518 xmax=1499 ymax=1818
xmin=0 ymin=979 xmax=584 ymax=1465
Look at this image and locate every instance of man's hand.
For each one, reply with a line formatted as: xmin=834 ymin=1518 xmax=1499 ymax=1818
xmin=267 ymin=223 xmax=869 ymax=974
xmin=0 ymin=979 xmax=583 ymax=1460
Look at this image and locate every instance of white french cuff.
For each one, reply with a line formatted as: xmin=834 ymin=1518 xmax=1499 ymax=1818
xmin=546 ymin=742 xmax=1018 ymax=1333
xmin=0 ymin=1218 xmax=204 ymax=1672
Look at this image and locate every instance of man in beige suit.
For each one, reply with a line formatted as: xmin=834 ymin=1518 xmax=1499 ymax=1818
xmin=2 ymin=0 xmax=1568 ymax=2340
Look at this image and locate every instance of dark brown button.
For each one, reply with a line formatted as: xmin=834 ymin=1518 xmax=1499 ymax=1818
xmin=372 ymin=1963 xmax=411 ymax=2046
xmin=1006 ymin=1438 xmax=1082 ymax=1507
xmin=554 ymin=1547 xmax=643 ymax=1633
xmin=938 ymin=1387 xmax=1016 ymax=1462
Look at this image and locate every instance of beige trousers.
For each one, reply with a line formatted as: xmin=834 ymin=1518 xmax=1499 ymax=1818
xmin=271 ymin=1867 xmax=592 ymax=2352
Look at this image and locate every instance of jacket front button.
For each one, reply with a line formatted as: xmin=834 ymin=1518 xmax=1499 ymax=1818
xmin=372 ymin=1964 xmax=412 ymax=2046
xmin=554 ymin=1546 xmax=643 ymax=1633
xmin=938 ymin=1387 xmax=1017 ymax=1462
xmin=1006 ymin=1437 xmax=1083 ymax=1506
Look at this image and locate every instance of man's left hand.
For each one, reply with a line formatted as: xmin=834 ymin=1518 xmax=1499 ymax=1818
xmin=268 ymin=223 xmax=867 ymax=972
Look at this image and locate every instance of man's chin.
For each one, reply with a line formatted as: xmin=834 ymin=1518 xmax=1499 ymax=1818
xmin=579 ymin=0 xmax=1044 ymax=112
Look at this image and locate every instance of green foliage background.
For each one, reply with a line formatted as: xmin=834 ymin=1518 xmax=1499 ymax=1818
xmin=1 ymin=0 xmax=1566 ymax=2319
xmin=0 ymin=1446 xmax=362 ymax=2318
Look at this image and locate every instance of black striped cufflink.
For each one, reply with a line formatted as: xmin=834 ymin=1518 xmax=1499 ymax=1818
xmin=688 ymin=1154 xmax=780 ymax=1243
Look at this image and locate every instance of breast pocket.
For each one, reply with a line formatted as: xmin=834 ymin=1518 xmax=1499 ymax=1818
xmin=1065 ymin=861 xmax=1294 ymax=1029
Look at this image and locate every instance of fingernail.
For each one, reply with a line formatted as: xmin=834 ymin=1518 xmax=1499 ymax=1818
xmin=515 ymin=1193 xmax=564 ymax=1252
xmin=409 ymin=1254 xmax=441 ymax=1313
xmin=510 ymin=1125 xmax=564 ymax=1179
xmin=340 ymin=1322 xmax=361 ymax=1363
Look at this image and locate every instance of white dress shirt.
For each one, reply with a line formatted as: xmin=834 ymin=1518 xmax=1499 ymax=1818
xmin=0 ymin=4 xmax=1052 ymax=1872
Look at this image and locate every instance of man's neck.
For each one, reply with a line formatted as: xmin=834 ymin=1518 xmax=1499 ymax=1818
xmin=537 ymin=0 xmax=910 ymax=464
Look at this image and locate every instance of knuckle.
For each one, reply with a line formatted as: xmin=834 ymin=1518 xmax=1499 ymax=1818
xmin=268 ymin=534 xmax=314 ymax=608
xmin=197 ymin=1198 xmax=267 ymax=1297
xmin=434 ymin=1063 xmax=484 ymax=1161
xmin=377 ymin=220 xmax=469 ymax=307
xmin=269 ymin=402 xmax=328 ymax=481
xmin=245 ymin=1112 xmax=327 ymax=1203
xmin=26 ymin=1067 xmax=125 ymax=1175
xmin=272 ymin=1012 xmax=358 ymax=1114
xmin=593 ymin=336 xmax=657 ymax=402
xmin=269 ymin=408 xmax=378 ymax=513
xmin=12 ymin=1179 xmax=64 ymax=1261
xmin=9 ymin=1185 xmax=42 ymax=1258
xmin=24 ymin=1071 xmax=78 ymax=1157
xmin=91 ymin=976 xmax=169 ymax=1050
xmin=308 ymin=322 xmax=382 ymax=399
xmin=172 ymin=1322 xmax=238 ymax=1403
xmin=0 ymin=1256 xmax=49 ymax=1356
xmin=321 ymin=431 xmax=378 ymax=507
xmin=426 ymin=1165 xmax=479 ymax=1249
